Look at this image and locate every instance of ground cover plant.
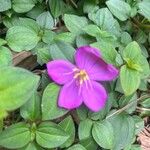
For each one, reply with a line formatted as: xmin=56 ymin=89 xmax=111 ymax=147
xmin=0 ymin=0 xmax=150 ymax=149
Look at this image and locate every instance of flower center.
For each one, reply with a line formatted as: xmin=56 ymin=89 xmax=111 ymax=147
xmin=73 ymin=69 xmax=89 ymax=85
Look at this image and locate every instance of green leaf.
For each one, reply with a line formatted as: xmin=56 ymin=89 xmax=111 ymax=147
xmin=20 ymin=92 xmax=41 ymax=121
xmin=12 ymin=0 xmax=35 ymax=13
xmin=76 ymin=34 xmax=95 ymax=47
xmin=88 ymin=8 xmax=121 ymax=37
xmin=79 ymin=119 xmax=93 ymax=140
xmin=83 ymin=0 xmax=97 ymax=14
xmin=6 ymin=26 xmax=40 ymax=52
xmin=106 ymin=0 xmax=131 ymax=21
xmin=121 ymin=32 xmax=132 ymax=45
xmin=59 ymin=116 xmax=75 ymax=148
xmin=18 ymin=17 xmax=40 ymax=33
xmin=55 ymin=32 xmax=76 ymax=44
xmin=42 ymin=83 xmax=68 ymax=120
xmin=33 ymin=43 xmax=51 ymax=65
xmin=36 ymin=11 xmax=54 ymax=29
xmin=91 ymin=41 xmax=117 ymax=65
xmin=49 ymin=0 xmax=65 ymax=18
xmin=119 ymin=94 xmax=137 ymax=114
xmin=80 ymin=137 xmax=98 ymax=150
xmin=120 ymin=65 xmax=141 ymax=95
xmin=123 ymin=41 xmax=141 ymax=63
xmin=64 ymin=14 xmax=88 ymax=35
xmin=92 ymin=120 xmax=115 ymax=149
xmin=42 ymin=30 xmax=56 ymax=44
xmin=108 ymin=114 xmax=135 ymax=150
xmin=0 ymin=122 xmax=31 ymax=149
xmin=49 ymin=41 xmax=75 ymax=63
xmin=36 ymin=122 xmax=69 ymax=148
xmin=0 ymin=38 xmax=7 ymax=46
xmin=20 ymin=142 xmax=43 ymax=150
xmin=138 ymin=1 xmax=150 ymax=20
xmin=0 ymin=46 xmax=12 ymax=67
xmin=67 ymin=144 xmax=86 ymax=150
xmin=0 ymin=67 xmax=40 ymax=111
xmin=83 ymin=24 xmax=101 ymax=37
xmin=0 ymin=0 xmax=11 ymax=12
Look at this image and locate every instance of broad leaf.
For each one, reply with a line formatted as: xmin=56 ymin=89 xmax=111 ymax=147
xmin=64 ymin=14 xmax=88 ymax=35
xmin=0 ymin=122 xmax=31 ymax=149
xmin=120 ymin=65 xmax=141 ymax=95
xmin=12 ymin=0 xmax=35 ymax=13
xmin=59 ymin=116 xmax=75 ymax=148
xmin=0 ymin=46 xmax=12 ymax=66
xmin=106 ymin=0 xmax=131 ymax=21
xmin=42 ymin=83 xmax=68 ymax=120
xmin=0 ymin=67 xmax=40 ymax=111
xmin=36 ymin=122 xmax=69 ymax=148
xmin=92 ymin=120 xmax=115 ymax=149
xmin=0 ymin=0 xmax=11 ymax=12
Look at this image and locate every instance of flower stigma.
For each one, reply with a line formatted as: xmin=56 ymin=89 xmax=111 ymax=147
xmin=73 ymin=68 xmax=89 ymax=85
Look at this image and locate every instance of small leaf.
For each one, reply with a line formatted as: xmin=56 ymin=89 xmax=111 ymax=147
xmin=0 ymin=0 xmax=11 ymax=12
xmin=108 ymin=114 xmax=135 ymax=150
xmin=36 ymin=11 xmax=54 ymax=29
xmin=0 ymin=67 xmax=40 ymax=111
xmin=120 ymin=65 xmax=141 ymax=95
xmin=59 ymin=116 xmax=75 ymax=148
xmin=79 ymin=119 xmax=93 ymax=140
xmin=67 ymin=144 xmax=86 ymax=150
xmin=49 ymin=41 xmax=75 ymax=63
xmin=42 ymin=83 xmax=68 ymax=120
xmin=0 ymin=46 xmax=12 ymax=67
xmin=36 ymin=122 xmax=69 ymax=148
xmin=6 ymin=26 xmax=40 ymax=52
xmin=88 ymin=8 xmax=121 ymax=37
xmin=20 ymin=92 xmax=41 ymax=121
xmin=0 ymin=122 xmax=31 ymax=149
xmin=106 ymin=0 xmax=131 ymax=21
xmin=92 ymin=120 xmax=115 ymax=149
xmin=123 ymin=41 xmax=141 ymax=63
xmin=64 ymin=14 xmax=88 ymax=35
xmin=49 ymin=0 xmax=65 ymax=18
xmin=12 ymin=0 xmax=35 ymax=13
xmin=138 ymin=1 xmax=150 ymax=20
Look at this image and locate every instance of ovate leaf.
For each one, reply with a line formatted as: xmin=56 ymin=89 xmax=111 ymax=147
xmin=0 ymin=46 xmax=12 ymax=67
xmin=92 ymin=120 xmax=115 ymax=149
xmin=42 ymin=83 xmax=68 ymax=120
xmin=64 ymin=14 xmax=88 ymax=35
xmin=120 ymin=65 xmax=141 ymax=95
xmin=6 ymin=26 xmax=40 ymax=52
xmin=0 ymin=0 xmax=11 ymax=12
xmin=0 ymin=122 xmax=31 ymax=149
xmin=138 ymin=1 xmax=150 ymax=20
xmin=36 ymin=122 xmax=69 ymax=148
xmin=12 ymin=0 xmax=35 ymax=13
xmin=0 ymin=67 xmax=40 ymax=111
xmin=59 ymin=116 xmax=75 ymax=148
xmin=106 ymin=0 xmax=131 ymax=21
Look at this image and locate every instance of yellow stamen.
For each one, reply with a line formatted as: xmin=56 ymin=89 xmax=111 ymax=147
xmin=73 ymin=69 xmax=89 ymax=85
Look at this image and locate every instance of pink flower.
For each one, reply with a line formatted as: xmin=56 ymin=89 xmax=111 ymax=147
xmin=47 ymin=46 xmax=118 ymax=112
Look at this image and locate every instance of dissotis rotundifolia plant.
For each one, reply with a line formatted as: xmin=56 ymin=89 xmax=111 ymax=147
xmin=47 ymin=46 xmax=118 ymax=112
xmin=0 ymin=0 xmax=150 ymax=149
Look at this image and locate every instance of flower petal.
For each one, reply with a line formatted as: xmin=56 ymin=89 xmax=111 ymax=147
xmin=82 ymin=81 xmax=107 ymax=112
xmin=75 ymin=46 xmax=118 ymax=81
xmin=58 ymin=81 xmax=83 ymax=109
xmin=47 ymin=60 xmax=76 ymax=85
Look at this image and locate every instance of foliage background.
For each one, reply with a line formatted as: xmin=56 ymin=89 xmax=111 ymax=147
xmin=0 ymin=0 xmax=150 ymax=149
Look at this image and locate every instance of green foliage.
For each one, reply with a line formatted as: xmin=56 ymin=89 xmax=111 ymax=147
xmin=42 ymin=83 xmax=68 ymax=120
xmin=36 ymin=122 xmax=69 ymax=148
xmin=0 ymin=0 xmax=150 ymax=149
